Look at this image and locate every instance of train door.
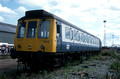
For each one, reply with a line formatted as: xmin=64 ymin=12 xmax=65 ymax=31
xmin=56 ymin=21 xmax=62 ymax=52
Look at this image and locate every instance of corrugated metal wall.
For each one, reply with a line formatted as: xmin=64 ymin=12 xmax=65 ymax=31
xmin=0 ymin=32 xmax=15 ymax=44
xmin=0 ymin=22 xmax=16 ymax=44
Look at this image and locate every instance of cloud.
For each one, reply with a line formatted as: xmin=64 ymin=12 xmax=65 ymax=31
xmin=85 ymin=24 xmax=93 ymax=28
xmin=0 ymin=16 xmax=4 ymax=21
xmin=15 ymin=6 xmax=27 ymax=13
xmin=17 ymin=0 xmax=120 ymax=21
xmin=17 ymin=0 xmax=120 ymax=46
xmin=18 ymin=0 xmax=51 ymax=7
xmin=0 ymin=4 xmax=16 ymax=14
xmin=0 ymin=0 xmax=9 ymax=3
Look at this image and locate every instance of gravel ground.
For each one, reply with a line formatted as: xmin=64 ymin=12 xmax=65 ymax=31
xmin=0 ymin=55 xmax=117 ymax=79
xmin=35 ymin=56 xmax=116 ymax=79
xmin=0 ymin=59 xmax=17 ymax=73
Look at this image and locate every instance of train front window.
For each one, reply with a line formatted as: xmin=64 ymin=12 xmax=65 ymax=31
xmin=38 ymin=20 xmax=50 ymax=38
xmin=17 ymin=22 xmax=26 ymax=38
xmin=27 ymin=21 xmax=37 ymax=38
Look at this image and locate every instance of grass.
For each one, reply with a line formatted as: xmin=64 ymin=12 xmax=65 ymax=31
xmin=110 ymin=60 xmax=120 ymax=72
xmin=110 ymin=60 xmax=120 ymax=79
xmin=104 ymin=50 xmax=120 ymax=79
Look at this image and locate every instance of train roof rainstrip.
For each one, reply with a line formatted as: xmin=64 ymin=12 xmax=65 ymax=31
xmin=19 ymin=10 xmax=100 ymax=40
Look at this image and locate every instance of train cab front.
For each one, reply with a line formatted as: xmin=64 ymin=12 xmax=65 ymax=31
xmin=11 ymin=18 xmax=57 ymax=61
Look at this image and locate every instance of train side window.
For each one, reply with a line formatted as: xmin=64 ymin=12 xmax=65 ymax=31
xmin=84 ymin=34 xmax=86 ymax=43
xmin=82 ymin=33 xmax=84 ymax=42
xmin=86 ymin=34 xmax=87 ymax=43
xmin=92 ymin=37 xmax=94 ymax=44
xmin=87 ymin=35 xmax=89 ymax=43
xmin=70 ymin=29 xmax=73 ymax=40
xmin=77 ymin=31 xmax=80 ymax=41
xmin=91 ymin=36 xmax=93 ymax=44
xmin=92 ymin=38 xmax=93 ymax=44
xmin=95 ymin=39 xmax=96 ymax=45
xmin=88 ymin=35 xmax=90 ymax=44
xmin=65 ymin=27 xmax=70 ymax=39
xmin=86 ymin=34 xmax=88 ymax=43
xmin=81 ymin=33 xmax=83 ymax=42
xmin=90 ymin=36 xmax=92 ymax=44
xmin=83 ymin=33 xmax=85 ymax=42
xmin=94 ymin=38 xmax=96 ymax=45
xmin=80 ymin=33 xmax=82 ymax=42
xmin=98 ymin=40 xmax=100 ymax=45
xmin=79 ymin=33 xmax=81 ymax=41
xmin=93 ymin=38 xmax=95 ymax=44
xmin=74 ymin=30 xmax=77 ymax=41
xmin=96 ymin=39 xmax=97 ymax=45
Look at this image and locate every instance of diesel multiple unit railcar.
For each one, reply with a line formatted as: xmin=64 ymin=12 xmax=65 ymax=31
xmin=11 ymin=10 xmax=102 ymax=68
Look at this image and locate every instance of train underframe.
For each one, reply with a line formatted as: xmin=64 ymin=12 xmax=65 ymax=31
xmin=10 ymin=49 xmax=100 ymax=69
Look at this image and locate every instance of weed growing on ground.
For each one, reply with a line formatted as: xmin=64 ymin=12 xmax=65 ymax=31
xmin=19 ymin=73 xmax=26 ymax=79
xmin=43 ymin=70 xmax=48 ymax=79
xmin=43 ymin=70 xmax=55 ymax=79
xmin=116 ymin=55 xmax=120 ymax=61
xmin=100 ymin=50 xmax=111 ymax=56
xmin=101 ymin=50 xmax=116 ymax=58
xmin=110 ymin=61 xmax=120 ymax=79
xmin=110 ymin=61 xmax=120 ymax=72
xmin=0 ymin=74 xmax=1 ymax=78
xmin=107 ymin=50 xmax=120 ymax=79
xmin=116 ymin=73 xmax=120 ymax=79
xmin=89 ymin=54 xmax=103 ymax=61
xmin=47 ymin=72 xmax=54 ymax=79
xmin=63 ymin=72 xmax=68 ymax=79
xmin=72 ymin=60 xmax=80 ymax=66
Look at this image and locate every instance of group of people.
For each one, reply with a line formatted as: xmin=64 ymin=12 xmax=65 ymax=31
xmin=0 ymin=46 xmax=10 ymax=54
xmin=0 ymin=45 xmax=14 ymax=55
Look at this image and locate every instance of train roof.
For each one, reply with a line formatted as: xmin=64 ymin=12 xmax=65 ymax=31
xmin=19 ymin=10 xmax=100 ymax=40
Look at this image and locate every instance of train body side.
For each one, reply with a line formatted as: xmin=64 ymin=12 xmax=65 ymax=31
xmin=56 ymin=20 xmax=101 ymax=53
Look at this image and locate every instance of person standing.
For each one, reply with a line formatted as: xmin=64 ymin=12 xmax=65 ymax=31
xmin=2 ymin=47 xmax=4 ymax=54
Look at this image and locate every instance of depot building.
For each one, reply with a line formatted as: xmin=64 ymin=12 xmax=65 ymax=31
xmin=0 ymin=22 xmax=16 ymax=44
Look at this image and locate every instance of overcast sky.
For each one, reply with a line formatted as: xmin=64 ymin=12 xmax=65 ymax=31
xmin=0 ymin=0 xmax=120 ymax=46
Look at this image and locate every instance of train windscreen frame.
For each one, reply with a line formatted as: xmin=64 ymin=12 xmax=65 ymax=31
xmin=38 ymin=20 xmax=50 ymax=38
xmin=26 ymin=21 xmax=37 ymax=38
xmin=17 ymin=22 xmax=26 ymax=38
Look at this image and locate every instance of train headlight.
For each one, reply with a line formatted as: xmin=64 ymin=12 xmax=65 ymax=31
xmin=41 ymin=45 xmax=44 ymax=49
xmin=18 ymin=44 xmax=21 ymax=48
xmin=28 ymin=45 xmax=31 ymax=49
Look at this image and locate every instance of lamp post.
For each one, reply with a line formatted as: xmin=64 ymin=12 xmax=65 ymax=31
xmin=112 ymin=34 xmax=114 ymax=46
xmin=103 ymin=20 xmax=106 ymax=47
